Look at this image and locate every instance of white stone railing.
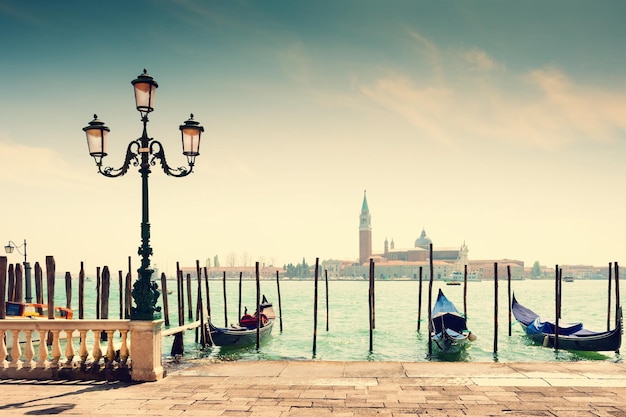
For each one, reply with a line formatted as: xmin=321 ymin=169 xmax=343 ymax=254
xmin=0 ymin=319 xmax=163 ymax=381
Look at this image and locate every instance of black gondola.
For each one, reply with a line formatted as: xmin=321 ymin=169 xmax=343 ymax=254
xmin=205 ymin=295 xmax=276 ymax=347
xmin=511 ymin=294 xmax=622 ymax=352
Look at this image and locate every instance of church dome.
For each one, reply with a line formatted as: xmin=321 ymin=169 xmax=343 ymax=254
xmin=414 ymin=228 xmax=432 ymax=248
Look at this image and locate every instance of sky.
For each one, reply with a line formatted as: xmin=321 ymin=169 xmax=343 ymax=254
xmin=1 ymin=0 xmax=626 ymax=277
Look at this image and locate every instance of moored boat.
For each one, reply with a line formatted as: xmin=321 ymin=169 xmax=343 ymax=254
xmin=429 ymin=289 xmax=475 ymax=353
xmin=205 ymin=295 xmax=276 ymax=347
xmin=6 ymin=301 xmax=73 ymax=319
xmin=445 ymin=270 xmax=480 ymax=284
xmin=511 ymin=294 xmax=622 ymax=352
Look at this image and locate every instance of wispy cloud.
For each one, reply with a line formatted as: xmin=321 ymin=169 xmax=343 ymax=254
xmin=0 ymin=2 xmax=43 ymax=26
xmin=360 ymin=33 xmax=626 ymax=151
xmin=275 ymin=40 xmax=312 ymax=85
xmin=463 ymin=48 xmax=505 ymax=72
xmin=0 ymin=141 xmax=90 ymax=189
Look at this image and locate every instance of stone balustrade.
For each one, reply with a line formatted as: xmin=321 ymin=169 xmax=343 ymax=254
xmin=0 ymin=319 xmax=163 ymax=382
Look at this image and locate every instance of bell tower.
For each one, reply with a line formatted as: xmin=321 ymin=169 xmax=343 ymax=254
xmin=359 ymin=190 xmax=372 ymax=264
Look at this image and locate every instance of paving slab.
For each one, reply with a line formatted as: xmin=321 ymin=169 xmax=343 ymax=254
xmin=1 ymin=361 xmax=626 ymax=416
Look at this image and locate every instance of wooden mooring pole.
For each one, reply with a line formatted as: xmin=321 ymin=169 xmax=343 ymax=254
xmin=493 ymin=262 xmax=498 ymax=355
xmin=255 ymin=261 xmax=261 ymax=350
xmin=507 ymin=265 xmax=512 ymax=337
xmin=0 ymin=256 xmax=7 ymax=319
xmin=186 ymin=273 xmax=193 ymax=320
xmin=46 ymin=256 xmax=55 ymax=320
xmin=554 ymin=265 xmax=560 ymax=351
xmin=65 ymin=271 xmax=72 ymax=311
xmin=427 ymin=245 xmax=434 ymax=357
xmin=95 ymin=266 xmax=101 ymax=319
xmin=196 ymin=260 xmax=205 ymax=347
xmin=172 ymin=262 xmax=184 ymax=356
xmin=101 ymin=267 xmax=110 ymax=320
xmin=125 ymin=257 xmax=132 ymax=319
xmin=325 ymin=269 xmax=329 ymax=332
xmin=312 ymin=257 xmax=319 ymax=357
xmin=125 ymin=271 xmax=132 ymax=319
xmin=606 ymin=262 xmax=613 ymax=332
xmin=369 ymin=258 xmax=375 ymax=352
xmin=222 ymin=271 xmax=228 ymax=327
xmin=7 ymin=264 xmax=14 ymax=303
xmin=203 ymin=267 xmax=211 ymax=319
xmin=464 ymin=264 xmax=468 ymax=319
xmin=100 ymin=267 xmax=110 ymax=341
xmin=160 ymin=272 xmax=170 ymax=326
xmin=238 ymin=271 xmax=243 ymax=321
xmin=7 ymin=264 xmax=14 ymax=302
xmin=615 ymin=261 xmax=621 ymax=328
xmin=14 ymin=264 xmax=22 ymax=302
xmin=417 ymin=266 xmax=423 ymax=331
xmin=369 ymin=258 xmax=375 ymax=330
xmin=118 ymin=270 xmax=124 ymax=320
xmin=35 ymin=262 xmax=43 ymax=305
xmin=78 ymin=262 xmax=85 ymax=319
xmin=276 ymin=270 xmax=283 ymax=332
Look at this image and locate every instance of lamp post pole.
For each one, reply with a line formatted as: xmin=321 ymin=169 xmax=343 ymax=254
xmin=4 ymin=239 xmax=32 ymax=303
xmin=83 ymin=69 xmax=204 ymax=320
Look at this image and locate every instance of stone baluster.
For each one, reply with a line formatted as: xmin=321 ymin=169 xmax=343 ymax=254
xmin=119 ymin=329 xmax=129 ymax=366
xmin=37 ymin=330 xmax=49 ymax=367
xmin=64 ymin=329 xmax=75 ymax=367
xmin=50 ymin=330 xmax=62 ymax=367
xmin=79 ymin=330 xmax=89 ymax=365
xmin=105 ymin=330 xmax=116 ymax=364
xmin=92 ymin=333 xmax=102 ymax=364
xmin=23 ymin=330 xmax=36 ymax=369
xmin=0 ymin=330 xmax=8 ymax=367
xmin=10 ymin=330 xmax=22 ymax=368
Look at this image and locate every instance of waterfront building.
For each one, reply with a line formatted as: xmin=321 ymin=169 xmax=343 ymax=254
xmin=329 ymin=191 xmax=471 ymax=279
xmin=321 ymin=191 xmax=524 ymax=280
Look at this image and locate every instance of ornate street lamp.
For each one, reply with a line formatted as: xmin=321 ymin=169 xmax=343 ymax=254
xmin=83 ymin=69 xmax=204 ymax=320
xmin=4 ymin=239 xmax=32 ymax=303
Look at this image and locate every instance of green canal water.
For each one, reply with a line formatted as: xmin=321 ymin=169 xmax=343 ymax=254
xmin=67 ymin=277 xmax=623 ymax=364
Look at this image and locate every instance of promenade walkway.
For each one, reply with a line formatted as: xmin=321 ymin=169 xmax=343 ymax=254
xmin=1 ymin=360 xmax=625 ymax=416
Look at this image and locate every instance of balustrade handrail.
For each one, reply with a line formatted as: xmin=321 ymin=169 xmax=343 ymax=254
xmin=0 ymin=318 xmax=131 ymax=332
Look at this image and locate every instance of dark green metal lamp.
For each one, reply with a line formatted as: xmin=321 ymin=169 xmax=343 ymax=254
xmin=83 ymin=69 xmax=204 ymax=320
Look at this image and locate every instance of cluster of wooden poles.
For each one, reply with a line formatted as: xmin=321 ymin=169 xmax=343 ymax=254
xmin=163 ymin=260 xmax=285 ymax=355
xmin=549 ymin=261 xmax=621 ymax=350
xmin=2 ymin=251 xmax=621 ymax=360
xmin=312 ymin=244 xmax=622 ymax=358
xmin=0 ymin=256 xmax=134 ymax=325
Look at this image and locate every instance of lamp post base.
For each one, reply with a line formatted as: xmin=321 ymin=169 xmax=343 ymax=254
xmin=130 ymin=273 xmax=162 ymax=321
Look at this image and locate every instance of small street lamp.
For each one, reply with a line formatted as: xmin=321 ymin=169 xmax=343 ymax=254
xmin=83 ymin=69 xmax=204 ymax=320
xmin=4 ymin=239 xmax=32 ymax=303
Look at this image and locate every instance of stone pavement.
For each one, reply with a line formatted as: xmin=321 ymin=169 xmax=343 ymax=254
xmin=1 ymin=361 xmax=626 ymax=416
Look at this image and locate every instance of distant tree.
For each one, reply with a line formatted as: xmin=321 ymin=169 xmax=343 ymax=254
xmin=227 ymin=252 xmax=236 ymax=268
xmin=284 ymin=263 xmax=296 ymax=277
xmin=242 ymin=252 xmax=251 ymax=267
xmin=532 ymin=261 xmax=541 ymax=277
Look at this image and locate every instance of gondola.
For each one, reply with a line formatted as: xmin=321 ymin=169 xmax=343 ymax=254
xmin=205 ymin=295 xmax=276 ymax=347
xmin=511 ymin=294 xmax=622 ymax=352
xmin=430 ymin=289 xmax=475 ymax=353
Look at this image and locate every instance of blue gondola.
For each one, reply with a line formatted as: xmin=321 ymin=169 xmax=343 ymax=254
xmin=430 ymin=289 xmax=475 ymax=353
xmin=511 ymin=294 xmax=622 ymax=352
